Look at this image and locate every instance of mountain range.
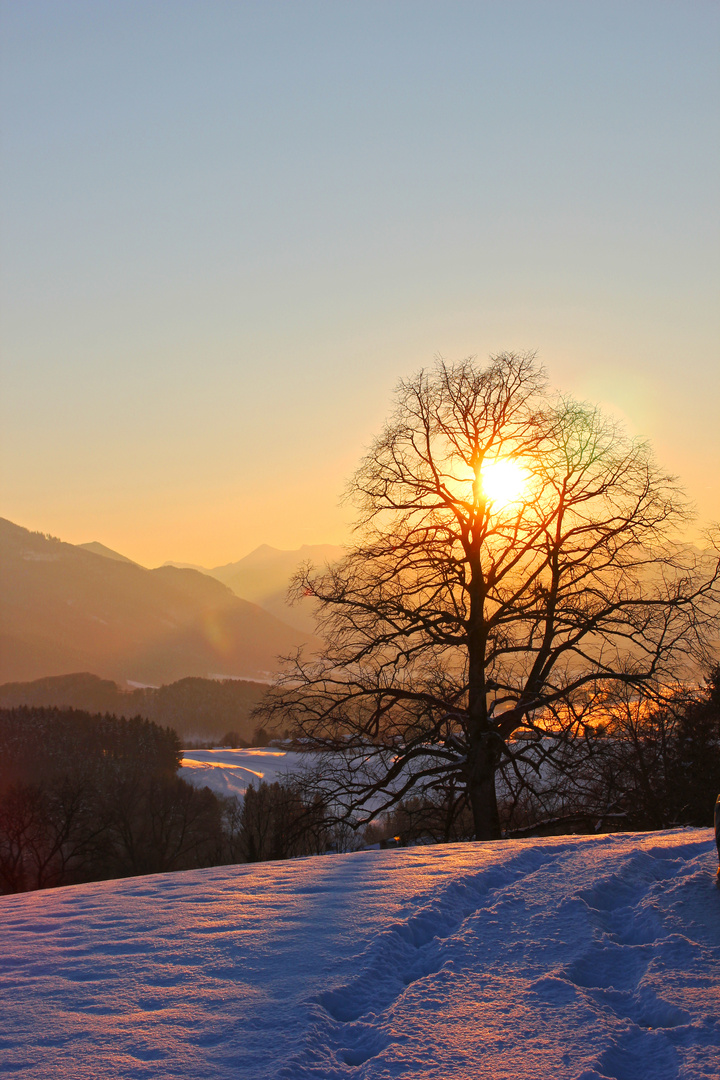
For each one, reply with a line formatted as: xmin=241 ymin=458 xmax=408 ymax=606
xmin=165 ymin=542 xmax=344 ymax=633
xmin=0 ymin=518 xmax=319 ymax=686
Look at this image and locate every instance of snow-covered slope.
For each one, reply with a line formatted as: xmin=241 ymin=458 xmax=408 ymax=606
xmin=180 ymin=747 xmax=300 ymax=798
xmin=1 ymin=830 xmax=718 ymax=1079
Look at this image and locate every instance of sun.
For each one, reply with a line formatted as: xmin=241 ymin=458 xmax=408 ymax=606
xmin=480 ymin=458 xmax=528 ymax=509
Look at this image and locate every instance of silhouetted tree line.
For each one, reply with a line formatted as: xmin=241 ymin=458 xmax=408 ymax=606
xmin=513 ymin=667 xmax=720 ymax=836
xmin=3 ymin=671 xmax=717 ymax=893
xmin=223 ymin=781 xmax=357 ymax=863
xmin=0 ymin=706 xmax=342 ymax=894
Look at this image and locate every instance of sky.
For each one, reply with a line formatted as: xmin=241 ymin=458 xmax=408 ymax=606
xmin=1 ymin=0 xmax=718 ymax=568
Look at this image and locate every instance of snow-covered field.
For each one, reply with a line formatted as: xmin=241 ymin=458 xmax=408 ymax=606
xmin=1 ymin=829 xmax=718 ymax=1079
xmin=179 ymin=748 xmax=299 ymax=799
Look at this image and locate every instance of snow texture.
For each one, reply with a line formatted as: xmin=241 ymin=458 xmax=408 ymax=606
xmin=179 ymin=748 xmax=298 ymax=799
xmin=1 ymin=830 xmax=718 ymax=1079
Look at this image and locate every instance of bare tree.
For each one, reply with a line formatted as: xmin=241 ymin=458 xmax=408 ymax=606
xmin=237 ymin=781 xmax=331 ymax=862
xmin=261 ymin=354 xmax=720 ymax=840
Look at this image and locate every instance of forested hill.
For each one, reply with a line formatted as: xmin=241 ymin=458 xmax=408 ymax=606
xmin=0 ymin=518 xmax=317 ymax=686
xmin=0 ymin=672 xmax=268 ymax=743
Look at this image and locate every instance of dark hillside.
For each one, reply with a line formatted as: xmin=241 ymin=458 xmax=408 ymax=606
xmin=0 ymin=519 xmax=316 ymax=685
xmin=0 ymin=672 xmax=268 ymax=743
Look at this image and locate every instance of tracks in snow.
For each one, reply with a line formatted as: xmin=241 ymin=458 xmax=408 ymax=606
xmin=557 ymin=844 xmax=720 ymax=1080
xmin=280 ymin=843 xmax=571 ymax=1077
xmin=317 ymin=845 xmax=565 ymax=1026
xmin=278 ymin=835 xmax=719 ymax=1080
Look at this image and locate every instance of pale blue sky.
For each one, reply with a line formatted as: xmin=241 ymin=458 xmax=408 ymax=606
xmin=2 ymin=1 xmax=718 ymax=565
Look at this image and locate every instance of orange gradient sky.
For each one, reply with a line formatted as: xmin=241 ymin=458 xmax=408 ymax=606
xmin=1 ymin=1 xmax=718 ymax=567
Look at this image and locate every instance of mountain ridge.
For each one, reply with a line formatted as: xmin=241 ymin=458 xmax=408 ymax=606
xmin=0 ymin=671 xmax=268 ymax=742
xmin=0 ymin=518 xmax=316 ymax=685
xmin=164 ymin=542 xmax=345 ymax=633
xmin=78 ymin=541 xmax=140 ymax=565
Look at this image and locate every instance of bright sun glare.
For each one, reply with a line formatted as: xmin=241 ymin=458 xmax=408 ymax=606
xmin=480 ymin=458 xmax=528 ymax=509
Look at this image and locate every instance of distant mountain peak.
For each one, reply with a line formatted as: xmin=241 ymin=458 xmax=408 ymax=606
xmin=162 ymin=560 xmax=209 ymax=572
xmin=216 ymin=542 xmax=344 ymax=570
xmin=78 ymin=541 xmax=140 ymax=566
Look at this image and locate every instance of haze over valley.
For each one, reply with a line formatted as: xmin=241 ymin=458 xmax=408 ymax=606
xmin=165 ymin=541 xmax=344 ymax=634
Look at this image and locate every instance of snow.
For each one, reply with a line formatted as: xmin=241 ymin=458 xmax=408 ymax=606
xmin=179 ymin=747 xmax=424 ymax=812
xmin=1 ymin=830 xmax=719 ymax=1079
xmin=180 ymin=748 xmax=301 ymax=799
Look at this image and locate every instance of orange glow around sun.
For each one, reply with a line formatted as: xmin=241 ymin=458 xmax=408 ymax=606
xmin=480 ymin=458 xmax=528 ymax=510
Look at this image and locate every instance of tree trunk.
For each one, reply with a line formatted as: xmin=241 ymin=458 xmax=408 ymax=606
xmin=465 ymin=524 xmax=501 ymax=841
xmin=469 ymin=763 xmax=501 ymax=841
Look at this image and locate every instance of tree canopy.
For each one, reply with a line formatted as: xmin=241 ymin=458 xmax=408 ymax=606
xmin=262 ymin=354 xmax=720 ymax=840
